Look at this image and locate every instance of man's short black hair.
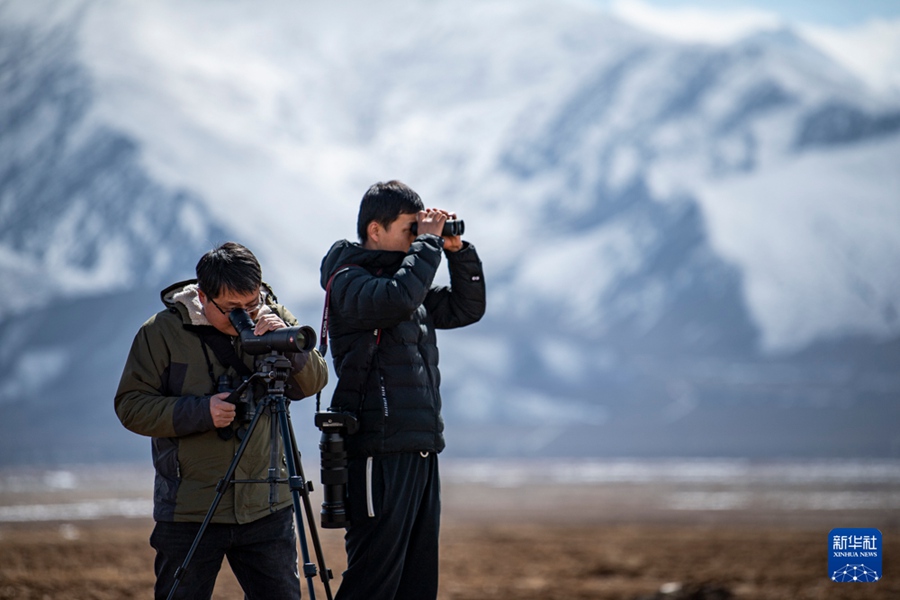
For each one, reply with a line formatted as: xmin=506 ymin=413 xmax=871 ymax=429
xmin=357 ymin=180 xmax=425 ymax=243
xmin=196 ymin=241 xmax=262 ymax=299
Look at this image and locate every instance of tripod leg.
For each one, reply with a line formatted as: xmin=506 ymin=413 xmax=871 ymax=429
xmin=165 ymin=404 xmax=268 ymax=600
xmin=275 ymin=396 xmax=334 ymax=600
xmin=269 ymin=407 xmax=281 ymax=506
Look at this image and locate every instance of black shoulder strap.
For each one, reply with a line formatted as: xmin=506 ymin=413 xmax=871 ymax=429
xmin=195 ymin=327 xmax=254 ymax=378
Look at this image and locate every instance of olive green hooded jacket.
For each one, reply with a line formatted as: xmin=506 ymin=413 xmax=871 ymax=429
xmin=115 ymin=280 xmax=328 ymax=524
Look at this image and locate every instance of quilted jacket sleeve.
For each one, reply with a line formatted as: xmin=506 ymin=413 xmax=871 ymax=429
xmin=424 ymin=242 xmax=486 ymax=329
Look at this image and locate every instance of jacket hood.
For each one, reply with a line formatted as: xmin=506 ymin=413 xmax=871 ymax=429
xmin=158 ymin=279 xmax=276 ymax=327
xmin=159 ymin=280 xmax=206 ymax=326
xmin=320 ymin=239 xmax=406 ymax=289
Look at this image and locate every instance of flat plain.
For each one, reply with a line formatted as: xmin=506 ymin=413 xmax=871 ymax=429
xmin=1 ymin=463 xmax=897 ymax=599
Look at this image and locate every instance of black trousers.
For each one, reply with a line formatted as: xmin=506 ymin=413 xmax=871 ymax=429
xmin=150 ymin=507 xmax=301 ymax=600
xmin=336 ymin=452 xmax=441 ymax=600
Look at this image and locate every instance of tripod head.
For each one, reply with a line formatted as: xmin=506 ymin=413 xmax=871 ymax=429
xmin=256 ymin=352 xmax=294 ymax=396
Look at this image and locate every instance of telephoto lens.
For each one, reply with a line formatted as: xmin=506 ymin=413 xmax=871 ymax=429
xmin=410 ymin=219 xmax=465 ymax=237
xmin=315 ymin=411 xmax=359 ymax=529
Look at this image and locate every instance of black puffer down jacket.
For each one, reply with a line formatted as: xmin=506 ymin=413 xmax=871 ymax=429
xmin=320 ymin=234 xmax=486 ymax=457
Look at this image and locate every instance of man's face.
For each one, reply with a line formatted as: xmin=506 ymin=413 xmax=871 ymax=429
xmin=199 ymin=287 xmax=263 ymax=336
xmin=365 ymin=213 xmax=418 ymax=253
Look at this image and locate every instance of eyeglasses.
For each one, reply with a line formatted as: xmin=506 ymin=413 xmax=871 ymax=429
xmin=208 ymin=291 xmax=265 ymax=316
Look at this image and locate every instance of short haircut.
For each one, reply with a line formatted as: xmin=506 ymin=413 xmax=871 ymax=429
xmin=356 ymin=180 xmax=424 ymax=243
xmin=196 ymin=242 xmax=262 ymax=299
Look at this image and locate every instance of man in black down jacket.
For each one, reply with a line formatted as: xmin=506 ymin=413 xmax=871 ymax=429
xmin=320 ymin=180 xmax=486 ymax=599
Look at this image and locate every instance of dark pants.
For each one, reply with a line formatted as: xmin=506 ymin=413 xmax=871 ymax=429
xmin=150 ymin=507 xmax=301 ymax=600
xmin=336 ymin=452 xmax=441 ymax=600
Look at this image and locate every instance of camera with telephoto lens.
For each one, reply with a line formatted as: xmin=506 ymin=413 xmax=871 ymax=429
xmin=314 ymin=410 xmax=359 ymax=529
xmin=410 ymin=218 xmax=464 ymax=237
xmin=229 ymin=309 xmax=317 ymax=355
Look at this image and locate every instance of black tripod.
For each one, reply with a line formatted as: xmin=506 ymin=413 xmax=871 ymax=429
xmin=165 ymin=352 xmax=334 ymax=600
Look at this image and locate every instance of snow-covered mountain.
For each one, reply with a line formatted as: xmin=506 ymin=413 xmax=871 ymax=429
xmin=0 ymin=6 xmax=229 ymax=319
xmin=1 ymin=0 xmax=898 ymax=464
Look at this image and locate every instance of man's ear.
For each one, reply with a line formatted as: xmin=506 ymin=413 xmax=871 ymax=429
xmin=367 ymin=220 xmax=382 ymax=243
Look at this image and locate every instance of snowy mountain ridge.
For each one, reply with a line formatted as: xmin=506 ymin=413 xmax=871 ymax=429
xmin=65 ymin=0 xmax=900 ymax=352
xmin=0 ymin=6 xmax=228 ymax=320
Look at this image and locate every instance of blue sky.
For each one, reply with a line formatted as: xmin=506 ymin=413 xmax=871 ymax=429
xmin=599 ymin=0 xmax=900 ymax=26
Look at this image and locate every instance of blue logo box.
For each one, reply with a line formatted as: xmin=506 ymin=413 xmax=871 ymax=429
xmin=829 ymin=528 xmax=882 ymax=583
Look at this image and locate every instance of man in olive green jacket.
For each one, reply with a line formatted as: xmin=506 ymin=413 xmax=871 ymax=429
xmin=115 ymin=242 xmax=327 ymax=600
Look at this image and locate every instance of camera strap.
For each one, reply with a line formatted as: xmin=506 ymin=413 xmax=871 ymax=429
xmin=194 ymin=326 xmax=254 ymax=379
xmin=316 ymin=264 xmax=382 ymax=412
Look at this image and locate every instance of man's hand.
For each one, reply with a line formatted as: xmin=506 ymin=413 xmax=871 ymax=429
xmin=417 ymin=208 xmax=463 ymax=252
xmin=210 ymin=393 xmax=237 ymax=428
xmin=443 ymin=212 xmax=463 ymax=252
xmin=253 ymin=313 xmax=286 ymax=335
xmin=416 ymin=208 xmax=447 ymax=237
